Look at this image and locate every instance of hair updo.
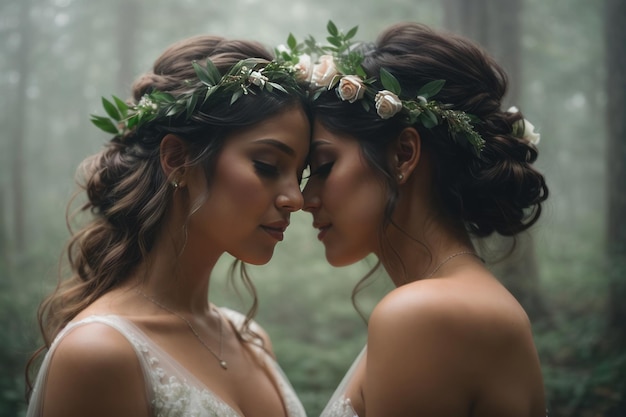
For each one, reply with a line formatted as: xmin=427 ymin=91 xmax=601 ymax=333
xmin=312 ymin=22 xmax=548 ymax=238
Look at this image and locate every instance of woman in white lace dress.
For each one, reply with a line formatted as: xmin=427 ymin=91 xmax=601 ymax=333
xmin=302 ymin=22 xmax=548 ymax=416
xmin=25 ymin=34 xmax=309 ymax=417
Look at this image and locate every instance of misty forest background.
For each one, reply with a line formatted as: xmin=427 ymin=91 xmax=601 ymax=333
xmin=1 ymin=0 xmax=625 ymax=416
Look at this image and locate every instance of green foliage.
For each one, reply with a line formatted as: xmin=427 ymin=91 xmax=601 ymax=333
xmin=90 ymin=58 xmax=302 ymax=137
xmin=283 ymin=21 xmax=486 ymax=157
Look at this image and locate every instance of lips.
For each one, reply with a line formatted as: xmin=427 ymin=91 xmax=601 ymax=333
xmin=261 ymin=220 xmax=289 ymax=241
xmin=313 ymin=222 xmax=331 ymax=241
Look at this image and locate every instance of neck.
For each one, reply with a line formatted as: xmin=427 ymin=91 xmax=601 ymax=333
xmin=378 ymin=187 xmax=476 ymax=286
xmin=126 ymin=221 xmax=223 ymax=315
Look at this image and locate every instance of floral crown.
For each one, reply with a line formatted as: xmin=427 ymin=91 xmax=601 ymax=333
xmin=90 ymin=58 xmax=304 ymax=137
xmin=277 ymin=22 xmax=540 ymax=157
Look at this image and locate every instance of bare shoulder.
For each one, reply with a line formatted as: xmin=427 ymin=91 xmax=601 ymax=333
xmin=370 ymin=273 xmax=532 ymax=347
xmin=364 ymin=273 xmax=544 ymax=416
xmin=42 ymin=321 xmax=148 ymax=417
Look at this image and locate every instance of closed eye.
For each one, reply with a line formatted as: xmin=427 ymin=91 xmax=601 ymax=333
xmin=309 ymin=162 xmax=334 ymax=178
xmin=253 ymin=160 xmax=279 ymax=177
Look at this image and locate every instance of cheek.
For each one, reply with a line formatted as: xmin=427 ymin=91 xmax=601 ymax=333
xmin=325 ymin=166 xmax=386 ymax=224
xmin=211 ymin=157 xmax=266 ymax=209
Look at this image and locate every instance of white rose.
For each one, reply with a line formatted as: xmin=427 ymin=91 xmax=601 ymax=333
xmin=310 ymin=55 xmax=338 ymax=88
xmin=248 ymin=70 xmax=268 ymax=87
xmin=294 ymin=54 xmax=312 ymax=83
xmin=375 ymin=90 xmax=403 ymax=119
xmin=521 ymin=119 xmax=540 ymax=145
xmin=507 ymin=107 xmax=540 ymax=145
xmin=337 ymin=75 xmax=365 ymax=103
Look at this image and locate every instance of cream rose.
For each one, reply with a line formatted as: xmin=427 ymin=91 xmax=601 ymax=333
xmin=310 ymin=55 xmax=338 ymax=88
xmin=337 ymin=75 xmax=365 ymax=103
xmin=294 ymin=54 xmax=312 ymax=83
xmin=375 ymin=90 xmax=403 ymax=119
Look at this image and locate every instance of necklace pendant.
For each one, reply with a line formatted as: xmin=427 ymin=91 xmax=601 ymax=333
xmin=220 ymin=360 xmax=228 ymax=369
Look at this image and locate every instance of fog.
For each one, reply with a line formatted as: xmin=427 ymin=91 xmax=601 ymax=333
xmin=1 ymin=0 xmax=623 ymax=416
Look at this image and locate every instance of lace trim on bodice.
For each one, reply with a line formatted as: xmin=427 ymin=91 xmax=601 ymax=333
xmin=320 ymin=396 xmax=358 ymax=417
xmin=27 ymin=313 xmax=306 ymax=417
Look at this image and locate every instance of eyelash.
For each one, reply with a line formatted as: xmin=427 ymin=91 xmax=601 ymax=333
xmin=253 ymin=161 xmax=279 ymax=177
xmin=309 ymin=162 xmax=334 ymax=178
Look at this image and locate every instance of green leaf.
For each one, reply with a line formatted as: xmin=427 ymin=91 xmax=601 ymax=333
xmin=345 ymin=26 xmax=358 ymax=40
xmin=204 ymin=59 xmax=222 ymax=85
xmin=192 ymin=61 xmax=214 ymax=86
xmin=327 ymin=36 xmax=342 ymax=48
xmin=421 ymin=109 xmax=439 ymax=128
xmin=327 ymin=20 xmax=338 ymax=37
xmin=102 ymin=97 xmax=121 ymax=121
xmin=268 ymin=82 xmax=288 ymax=94
xmin=186 ymin=94 xmax=198 ymax=119
xmin=112 ymin=96 xmax=129 ymax=118
xmin=380 ymin=68 xmax=401 ymax=95
xmin=90 ymin=115 xmax=119 ymax=134
xmin=230 ymin=89 xmax=243 ymax=105
xmin=127 ymin=115 xmax=138 ymax=129
xmin=417 ymin=79 xmax=445 ymax=99
xmin=287 ymin=33 xmax=297 ymax=50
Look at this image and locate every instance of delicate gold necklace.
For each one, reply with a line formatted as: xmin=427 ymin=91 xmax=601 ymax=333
xmin=137 ymin=291 xmax=228 ymax=370
xmin=425 ymin=251 xmax=481 ymax=278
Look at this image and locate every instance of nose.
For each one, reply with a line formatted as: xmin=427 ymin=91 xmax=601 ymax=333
xmin=302 ymin=180 xmax=320 ymax=213
xmin=276 ymin=180 xmax=304 ymax=212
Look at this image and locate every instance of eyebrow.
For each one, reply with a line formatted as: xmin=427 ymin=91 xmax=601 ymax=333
xmin=253 ymin=138 xmax=296 ymax=156
xmin=310 ymin=140 xmax=332 ymax=151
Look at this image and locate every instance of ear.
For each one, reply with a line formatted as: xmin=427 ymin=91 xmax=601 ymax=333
xmin=392 ymin=127 xmax=421 ymax=184
xmin=160 ymin=134 xmax=189 ymax=185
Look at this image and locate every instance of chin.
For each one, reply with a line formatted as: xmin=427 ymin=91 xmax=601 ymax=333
xmin=231 ymin=248 xmax=276 ymax=266
xmin=324 ymin=249 xmax=363 ymax=268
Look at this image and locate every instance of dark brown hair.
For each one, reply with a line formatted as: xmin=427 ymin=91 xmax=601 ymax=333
xmin=314 ymin=22 xmax=548 ymax=239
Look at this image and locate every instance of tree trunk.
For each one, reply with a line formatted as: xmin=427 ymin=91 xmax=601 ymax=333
xmin=12 ymin=0 xmax=31 ymax=254
xmin=442 ymin=0 xmax=547 ymax=321
xmin=605 ymin=0 xmax=626 ymax=344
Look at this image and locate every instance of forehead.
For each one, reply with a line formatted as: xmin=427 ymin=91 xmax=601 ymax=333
xmin=226 ymin=106 xmax=310 ymax=156
xmin=311 ymin=119 xmax=359 ymax=150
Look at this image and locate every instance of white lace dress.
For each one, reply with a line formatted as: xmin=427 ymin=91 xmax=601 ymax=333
xmin=26 ymin=310 xmax=307 ymax=417
xmin=319 ymin=347 xmax=366 ymax=417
